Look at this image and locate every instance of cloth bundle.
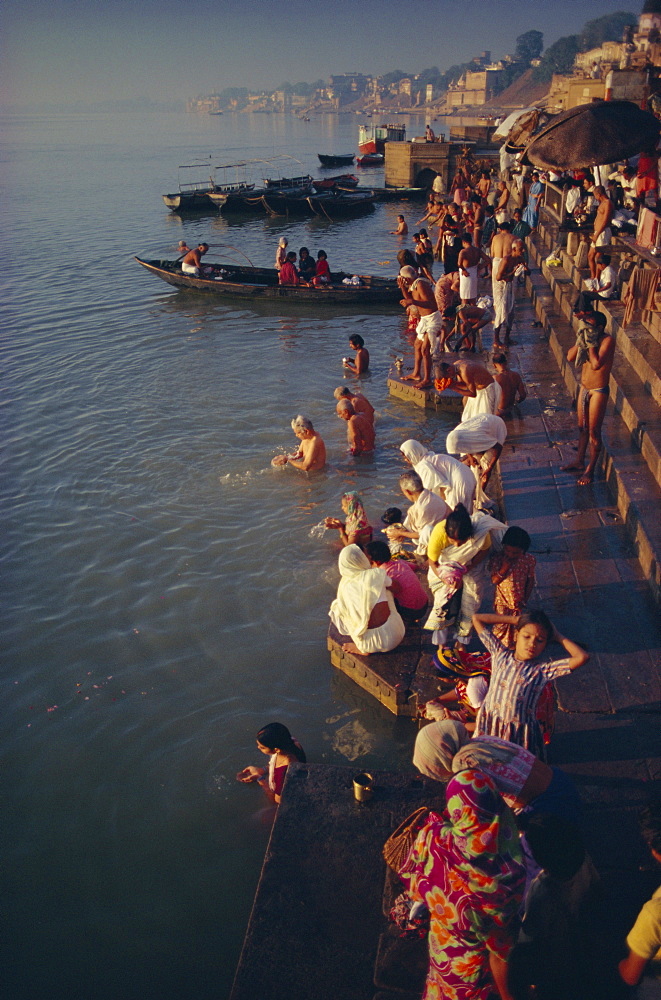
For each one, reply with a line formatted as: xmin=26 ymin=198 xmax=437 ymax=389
xmin=573 ymin=323 xmax=604 ymax=368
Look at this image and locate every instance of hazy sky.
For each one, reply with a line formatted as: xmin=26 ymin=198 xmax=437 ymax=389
xmin=3 ymin=0 xmax=637 ymax=108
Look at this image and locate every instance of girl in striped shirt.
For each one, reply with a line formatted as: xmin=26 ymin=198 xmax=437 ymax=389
xmin=471 ymin=610 xmax=589 ymax=759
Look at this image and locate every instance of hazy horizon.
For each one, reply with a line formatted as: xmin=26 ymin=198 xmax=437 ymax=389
xmin=3 ymin=0 xmax=637 ymax=111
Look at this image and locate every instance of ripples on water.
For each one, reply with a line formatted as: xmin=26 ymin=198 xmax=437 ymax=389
xmin=1 ymin=110 xmax=453 ymax=999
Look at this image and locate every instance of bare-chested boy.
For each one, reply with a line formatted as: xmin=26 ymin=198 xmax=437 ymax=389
xmin=493 ymin=353 xmax=527 ymax=415
xmin=398 ymin=265 xmax=443 ymax=388
xmin=272 ymin=415 xmax=326 ymax=471
xmin=439 ymin=358 xmax=501 ymax=421
xmin=336 ymin=401 xmax=375 ymax=454
xmin=561 ymin=302 xmax=615 ymax=485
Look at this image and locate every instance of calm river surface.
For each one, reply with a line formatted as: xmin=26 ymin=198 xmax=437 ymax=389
xmin=1 ymin=109 xmax=454 ymax=999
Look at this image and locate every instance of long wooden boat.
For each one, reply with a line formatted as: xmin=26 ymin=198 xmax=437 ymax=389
xmin=356 ymin=153 xmax=384 ymax=167
xmin=134 ymin=257 xmax=400 ymax=305
xmin=260 ymin=188 xmax=375 ymax=218
xmin=312 ymin=174 xmax=359 ymax=191
xmin=318 ymin=153 xmax=355 ymax=167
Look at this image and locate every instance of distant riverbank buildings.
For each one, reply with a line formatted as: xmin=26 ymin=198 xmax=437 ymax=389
xmin=187 ymin=1 xmax=661 ymax=118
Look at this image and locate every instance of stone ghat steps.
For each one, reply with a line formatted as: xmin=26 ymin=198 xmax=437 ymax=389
xmin=526 ymin=234 xmax=661 ymax=603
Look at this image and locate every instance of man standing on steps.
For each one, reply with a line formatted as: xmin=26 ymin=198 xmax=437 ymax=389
xmin=561 ymin=297 xmax=615 ymax=486
xmin=587 ymin=186 xmax=613 ymax=281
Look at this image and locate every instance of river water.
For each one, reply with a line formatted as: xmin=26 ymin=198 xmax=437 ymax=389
xmin=1 ymin=109 xmax=455 ymax=999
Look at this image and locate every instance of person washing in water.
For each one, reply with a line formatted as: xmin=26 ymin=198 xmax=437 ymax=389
xmin=236 ymin=723 xmax=306 ymax=804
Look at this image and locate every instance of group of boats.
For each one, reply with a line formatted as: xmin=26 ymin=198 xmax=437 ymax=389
xmin=162 ymin=162 xmax=378 ymax=218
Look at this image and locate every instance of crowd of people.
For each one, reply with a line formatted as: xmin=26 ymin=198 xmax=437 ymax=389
xmin=234 ymin=157 xmax=660 ymax=999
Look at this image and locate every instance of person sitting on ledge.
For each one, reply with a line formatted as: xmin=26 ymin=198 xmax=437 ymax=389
xmin=236 ymin=722 xmax=306 ymax=804
xmin=272 ymin=415 xmax=326 ymax=471
xmin=325 ymin=490 xmax=373 ymax=548
xmin=328 ymin=544 xmax=405 ymax=656
xmin=312 ymin=249 xmax=332 ymax=287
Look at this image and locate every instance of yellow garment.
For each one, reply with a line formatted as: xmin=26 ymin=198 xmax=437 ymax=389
xmin=427 ymin=520 xmax=491 ymax=564
xmin=627 ymin=886 xmax=661 ymax=979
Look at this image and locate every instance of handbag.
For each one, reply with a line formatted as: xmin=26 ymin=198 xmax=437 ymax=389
xmin=382 ymin=806 xmax=430 ymax=872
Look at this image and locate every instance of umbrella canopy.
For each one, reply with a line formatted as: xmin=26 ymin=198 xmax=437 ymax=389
xmin=521 ymin=100 xmax=660 ymax=171
xmin=494 ymin=107 xmax=555 ymax=153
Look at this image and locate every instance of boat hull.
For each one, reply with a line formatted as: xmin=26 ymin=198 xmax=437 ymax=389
xmin=318 ymin=154 xmax=355 ymax=167
xmin=134 ymin=258 xmax=400 ymax=306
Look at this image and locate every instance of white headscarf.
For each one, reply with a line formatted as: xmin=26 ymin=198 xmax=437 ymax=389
xmin=400 ymin=439 xmax=430 ymax=465
xmin=329 ymin=544 xmax=388 ymax=638
xmin=446 ymin=414 xmax=507 ymax=456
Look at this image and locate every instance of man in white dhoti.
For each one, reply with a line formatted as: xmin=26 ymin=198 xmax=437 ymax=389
xmin=438 ymin=359 xmax=502 ymax=422
xmin=492 ymin=240 xmax=527 ymax=348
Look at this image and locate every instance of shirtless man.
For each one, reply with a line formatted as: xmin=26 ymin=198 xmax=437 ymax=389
xmin=454 ymin=303 xmax=492 ymax=352
xmin=495 ymin=180 xmax=510 ymax=224
xmin=434 ymin=269 xmax=460 ymax=350
xmin=398 ymin=265 xmax=443 ymax=387
xmin=588 ymin=186 xmax=614 ymax=280
xmin=333 ymin=386 xmax=374 ymax=423
xmin=181 ymin=243 xmax=209 ymax=276
xmin=336 ymin=400 xmax=375 ymax=454
xmin=343 ymin=334 xmax=369 ymax=375
xmin=439 ymin=358 xmax=501 ymax=421
xmin=390 ymin=215 xmax=408 ymax=236
xmin=457 ymin=233 xmax=484 ymax=304
xmin=492 ymin=353 xmax=527 ymax=415
xmin=272 ymin=415 xmax=326 ymax=471
xmin=561 ymin=304 xmax=615 ymax=485
xmin=492 ymin=239 xmax=527 ymax=347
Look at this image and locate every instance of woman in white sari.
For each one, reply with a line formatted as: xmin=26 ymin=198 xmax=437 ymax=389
xmin=329 ymin=545 xmax=405 ymax=656
xmin=400 ymin=439 xmax=476 ymax=511
xmin=427 ymin=504 xmax=507 ymax=645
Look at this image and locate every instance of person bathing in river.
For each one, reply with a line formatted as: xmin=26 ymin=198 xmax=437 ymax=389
xmin=336 ymin=399 xmax=375 ymax=455
xmin=325 ymin=490 xmax=373 ymax=548
xmin=181 ymin=242 xmax=209 ymax=276
xmin=390 ymin=215 xmax=409 ymax=236
xmin=342 ymin=334 xmax=369 ymax=375
xmin=236 ymin=723 xmax=306 ymax=805
xmin=333 ymin=385 xmax=374 ymax=423
xmin=272 ymin=415 xmax=326 ymax=471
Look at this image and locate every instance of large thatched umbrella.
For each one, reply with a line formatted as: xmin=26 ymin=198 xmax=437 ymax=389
xmin=521 ymin=100 xmax=660 ymax=170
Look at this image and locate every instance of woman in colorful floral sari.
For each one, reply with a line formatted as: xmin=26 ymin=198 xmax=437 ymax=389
xmin=399 ymin=769 xmax=525 ymax=1000
xmin=325 ymin=490 xmax=372 ymax=548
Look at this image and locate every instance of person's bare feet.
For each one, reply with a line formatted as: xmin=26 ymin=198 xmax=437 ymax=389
xmin=342 ymin=641 xmax=367 ymax=655
xmin=560 ymin=462 xmax=584 ymax=472
xmin=577 ymin=471 xmax=594 ymax=485
xmin=415 ymin=380 xmax=432 ymax=389
xmin=401 ymin=373 xmax=420 ymax=382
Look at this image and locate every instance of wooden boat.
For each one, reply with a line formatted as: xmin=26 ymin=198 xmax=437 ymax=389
xmin=356 ymin=153 xmax=384 ymax=167
xmin=358 ymin=123 xmax=406 ymax=155
xmin=264 ymin=174 xmax=314 ymax=194
xmin=206 ymin=182 xmax=256 ymax=208
xmin=134 ymin=257 xmax=400 ymax=305
xmin=318 ymin=153 xmax=355 ymax=167
xmin=307 ymin=189 xmax=375 ymax=218
xmin=260 ymin=188 xmax=375 ymax=217
xmin=312 ymin=174 xmax=359 ymax=191
xmin=371 ymin=186 xmax=427 ymax=201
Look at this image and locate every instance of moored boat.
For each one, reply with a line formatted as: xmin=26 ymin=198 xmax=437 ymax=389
xmin=134 ymin=257 xmax=400 ymax=306
xmin=358 ymin=123 xmax=406 ymax=155
xmin=307 ymin=189 xmax=375 ymax=218
xmin=311 ymin=174 xmax=359 ymax=191
xmin=318 ymin=153 xmax=355 ymax=167
xmin=356 ymin=153 xmax=384 ymax=167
